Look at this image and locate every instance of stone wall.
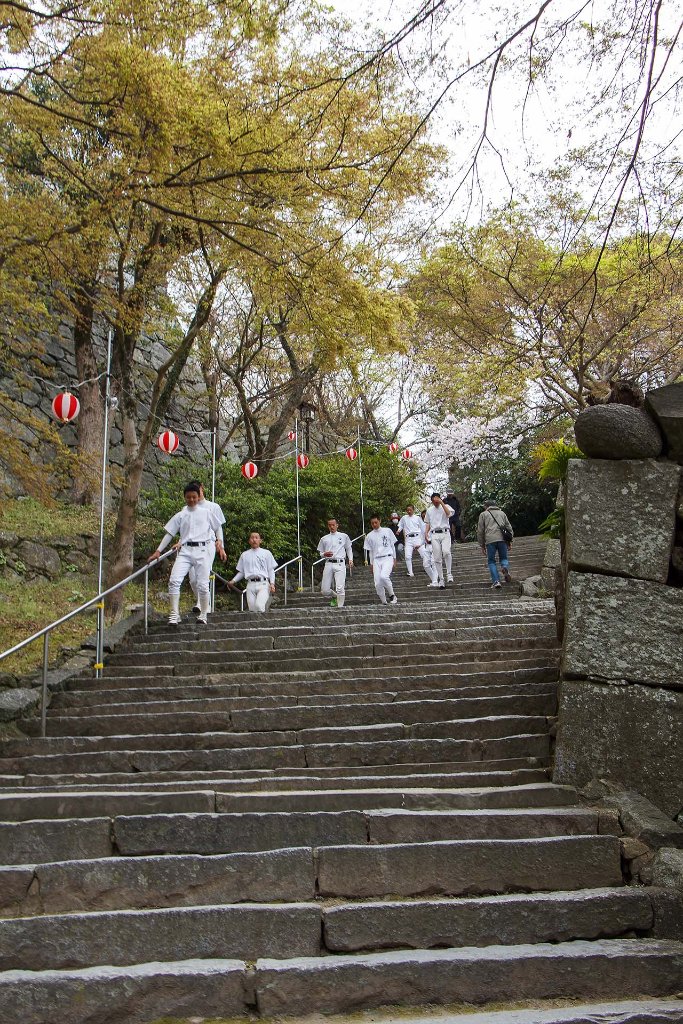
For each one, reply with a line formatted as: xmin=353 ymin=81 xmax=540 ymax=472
xmin=0 ymin=315 xmax=211 ymax=499
xmin=554 ymin=383 xmax=683 ymax=821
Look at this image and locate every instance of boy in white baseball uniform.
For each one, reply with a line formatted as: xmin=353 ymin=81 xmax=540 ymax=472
xmin=148 ymin=483 xmax=222 ymax=625
xmin=363 ymin=514 xmax=398 ymax=605
xmin=229 ymin=532 xmax=277 ymax=613
xmin=420 ymin=509 xmax=440 ymax=588
xmin=397 ymin=505 xmax=437 ymax=582
xmin=317 ymin=518 xmax=353 ymax=608
xmin=186 ymin=479 xmax=227 ymax=615
xmin=424 ymin=492 xmax=454 ymax=588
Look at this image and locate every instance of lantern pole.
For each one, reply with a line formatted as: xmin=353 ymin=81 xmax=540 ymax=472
xmin=294 ymin=418 xmax=302 ymax=589
xmin=357 ymin=424 xmax=366 ymax=536
xmin=210 ymin=426 xmax=217 ymax=612
xmin=95 ymin=328 xmax=113 ymax=681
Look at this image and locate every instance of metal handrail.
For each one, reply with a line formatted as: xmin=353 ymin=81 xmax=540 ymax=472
xmin=310 ymin=534 xmax=365 ymax=591
xmin=0 ymin=548 xmax=176 ymax=738
xmin=214 ymin=555 xmax=303 ymax=611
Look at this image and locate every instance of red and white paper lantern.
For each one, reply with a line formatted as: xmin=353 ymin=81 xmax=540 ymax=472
xmin=51 ymin=391 xmax=80 ymax=423
xmin=297 ymin=453 xmax=310 ymax=469
xmin=388 ymin=441 xmax=399 ymax=454
xmin=287 ymin=430 xmax=296 ymax=442
xmin=241 ymin=461 xmax=258 ymax=480
xmin=345 ymin=447 xmax=358 ymax=461
xmin=402 ymin=448 xmax=412 ymax=460
xmin=157 ymin=430 xmax=179 ymax=454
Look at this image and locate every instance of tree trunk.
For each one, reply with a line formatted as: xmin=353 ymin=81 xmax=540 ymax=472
xmin=71 ymin=283 xmax=104 ymax=506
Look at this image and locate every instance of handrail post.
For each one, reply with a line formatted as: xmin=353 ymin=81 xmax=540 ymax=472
xmin=144 ymin=569 xmax=149 ymax=635
xmin=40 ymin=632 xmax=49 ymax=738
xmin=311 ymin=564 xmax=315 ymax=592
xmin=284 ymin=564 xmax=288 ymax=606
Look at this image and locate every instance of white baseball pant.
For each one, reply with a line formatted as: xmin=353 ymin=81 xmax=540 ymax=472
xmin=321 ymin=561 xmax=347 ymax=607
xmin=169 ymin=548 xmax=210 ymax=596
xmin=372 ymin=555 xmax=395 ymax=603
xmin=246 ymin=580 xmax=271 ymax=613
xmin=188 ymin=546 xmax=215 ymax=599
xmin=430 ymin=530 xmax=452 ymax=582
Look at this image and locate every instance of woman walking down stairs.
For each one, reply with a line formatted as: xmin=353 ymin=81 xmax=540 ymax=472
xmin=0 ymin=537 xmax=681 ymax=1024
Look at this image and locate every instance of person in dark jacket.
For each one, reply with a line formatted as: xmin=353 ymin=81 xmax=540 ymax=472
xmin=445 ymin=492 xmax=463 ymax=542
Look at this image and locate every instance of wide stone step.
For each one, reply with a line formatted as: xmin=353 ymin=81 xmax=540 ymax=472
xmin=0 ymin=888 xmax=655 ymax=972
xmin=395 ymin=1002 xmax=683 ymax=1024
xmin=0 ymin=732 xmax=552 ymax=777
xmin=3 ymin=939 xmax=681 ymax=1024
xmin=15 ymin=764 xmax=551 ymax=792
xmin=111 ymin=807 xmax=602 ymax=857
xmin=0 ymin=834 xmax=622 ymax=917
xmin=0 ymin=782 xmax=573 ymax=822
xmin=14 ymin=712 xmax=551 ymax=747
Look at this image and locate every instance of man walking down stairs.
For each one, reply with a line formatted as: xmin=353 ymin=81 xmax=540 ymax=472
xmin=0 ymin=536 xmax=681 ymax=1024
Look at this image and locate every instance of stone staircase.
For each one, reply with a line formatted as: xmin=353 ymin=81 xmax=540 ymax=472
xmin=0 ymin=537 xmax=681 ymax=1024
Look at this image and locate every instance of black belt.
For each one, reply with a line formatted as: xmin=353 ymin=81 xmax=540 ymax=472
xmin=184 ymin=541 xmax=208 ymax=547
xmin=328 ymin=558 xmax=345 ymax=563
xmin=407 ymin=533 xmax=420 ymax=538
xmin=248 ymin=576 xmax=267 ymax=582
xmin=432 ymin=528 xmax=448 ymax=534
xmin=374 ymin=553 xmax=393 ymax=558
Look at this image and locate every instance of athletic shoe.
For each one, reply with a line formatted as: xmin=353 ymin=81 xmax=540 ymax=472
xmin=389 ymin=595 xmax=398 ymax=605
xmin=447 ymin=575 xmax=454 ymax=583
xmin=407 ymin=572 xmax=414 ymax=578
xmin=330 ymin=597 xmax=338 ymax=608
xmin=192 ymin=606 xmax=201 ymax=615
xmin=491 ymin=581 xmax=502 ymax=589
xmin=427 ymin=581 xmax=440 ymax=588
xmin=502 ymin=568 xmax=511 ymax=583
xmin=197 ymin=616 xmax=208 ymax=626
xmin=439 ymin=583 xmax=446 ymax=589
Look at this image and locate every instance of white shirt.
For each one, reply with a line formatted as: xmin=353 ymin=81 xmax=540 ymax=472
xmin=233 ymin=547 xmax=277 ymax=584
xmin=158 ymin=505 xmax=222 ymax=551
xmin=425 ymin=503 xmax=453 ymax=533
xmin=364 ymin=527 xmax=396 ymax=562
xmin=199 ymin=498 xmax=225 ymax=545
xmin=397 ymin=514 xmax=424 ymax=539
xmin=317 ymin=532 xmax=353 ymax=561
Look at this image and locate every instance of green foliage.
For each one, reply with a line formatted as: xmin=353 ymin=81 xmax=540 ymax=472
xmin=143 ymin=450 xmax=422 ymax=566
xmin=538 ymin=506 xmax=565 ymax=540
xmin=454 ymin=451 xmax=558 ymax=539
xmin=534 ymin=439 xmax=585 ymax=481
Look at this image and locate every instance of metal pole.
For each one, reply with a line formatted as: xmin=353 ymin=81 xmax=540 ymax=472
xmin=284 ymin=564 xmax=288 ymax=606
xmin=95 ymin=329 xmax=113 ymax=680
xmin=210 ymin=427 xmax=217 ymax=613
xmin=40 ymin=632 xmax=49 ymax=738
xmin=294 ymin=418 xmax=302 ymax=589
xmin=357 ymin=425 xmax=366 ymax=535
xmin=144 ymin=569 xmax=149 ymax=636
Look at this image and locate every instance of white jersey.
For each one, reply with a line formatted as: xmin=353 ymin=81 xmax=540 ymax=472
xmin=160 ymin=504 xmax=221 ymax=549
xmin=425 ymin=503 xmax=453 ymax=532
xmin=234 ymin=547 xmax=277 ymax=584
xmin=364 ymin=527 xmax=396 ymax=562
xmin=397 ymin=514 xmax=424 ymax=540
xmin=199 ymin=498 xmax=225 ymax=544
xmin=317 ymin=532 xmax=353 ymax=561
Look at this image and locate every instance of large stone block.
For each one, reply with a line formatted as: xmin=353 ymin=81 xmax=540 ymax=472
xmin=16 ymin=540 xmax=61 ymax=579
xmin=562 ymin=573 xmax=683 ymax=688
xmin=554 ymin=680 xmax=683 ymax=817
xmin=646 ymin=382 xmax=683 ymax=462
xmin=565 ymin=459 xmax=679 ymax=582
xmin=574 ymin=405 xmax=663 ymax=459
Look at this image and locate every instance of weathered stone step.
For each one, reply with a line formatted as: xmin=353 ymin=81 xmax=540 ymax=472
xmin=247 ymin=939 xmax=683 ymax=1017
xmin=112 ymin=807 xmax=602 ymax=857
xmin=212 ymin=782 xmax=576 ymax=814
xmin=0 ymin=888 xmax=654 ymax=972
xmin=4 ymin=939 xmax=681 ymax=1024
xmin=322 ymin=887 xmax=653 ymax=953
xmin=16 ymin=764 xmax=550 ymax=793
xmin=105 ymin=640 xmax=558 ymax=671
xmin=0 ymin=782 xmax=576 ymax=823
xmin=0 ymin=834 xmax=622 ymax=918
xmin=15 ymin=711 xmax=550 ymax=746
xmin=52 ymin=680 xmax=557 ymax=712
xmin=403 ymin=1002 xmax=683 ymax=1024
xmin=0 ymin=732 xmax=552 ymax=777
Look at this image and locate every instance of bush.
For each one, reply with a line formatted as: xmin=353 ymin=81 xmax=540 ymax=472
xmin=143 ymin=449 xmax=423 ymax=567
xmin=454 ymin=451 xmax=558 ymax=538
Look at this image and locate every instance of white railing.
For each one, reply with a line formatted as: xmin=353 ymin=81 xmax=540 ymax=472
xmin=310 ymin=534 xmax=366 ymax=592
xmin=0 ymin=549 xmax=176 ymax=737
